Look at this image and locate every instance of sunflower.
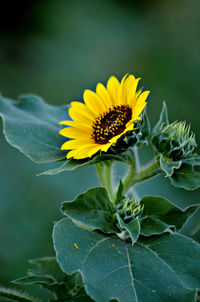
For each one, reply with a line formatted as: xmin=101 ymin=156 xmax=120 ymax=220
xmin=59 ymin=74 xmax=150 ymax=160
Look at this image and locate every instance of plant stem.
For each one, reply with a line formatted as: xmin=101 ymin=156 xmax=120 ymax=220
xmin=95 ymin=161 xmax=115 ymax=203
xmin=123 ymin=159 xmax=161 ymax=194
xmin=95 ymin=163 xmax=105 ymax=187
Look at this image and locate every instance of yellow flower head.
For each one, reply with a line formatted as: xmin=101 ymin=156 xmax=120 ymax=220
xmin=59 ymin=74 xmax=150 ymax=160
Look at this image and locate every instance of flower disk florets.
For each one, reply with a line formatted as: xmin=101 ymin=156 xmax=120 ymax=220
xmin=91 ymin=105 xmax=132 ymax=144
xmin=152 ymin=121 xmax=196 ymax=161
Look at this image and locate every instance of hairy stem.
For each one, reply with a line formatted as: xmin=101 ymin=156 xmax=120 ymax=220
xmin=95 ymin=162 xmax=105 ymax=187
xmin=123 ymin=160 xmax=161 ymax=194
xmin=104 ymin=161 xmax=115 ymax=203
xmin=96 ymin=161 xmax=115 ymax=203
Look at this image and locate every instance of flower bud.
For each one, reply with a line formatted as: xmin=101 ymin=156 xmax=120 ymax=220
xmin=116 ymin=198 xmax=143 ymax=224
xmin=152 ymin=121 xmax=196 ymax=161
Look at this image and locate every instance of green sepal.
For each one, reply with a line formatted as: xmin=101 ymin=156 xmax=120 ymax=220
xmin=159 ymin=154 xmax=182 ymax=177
xmin=53 ymin=217 xmax=199 ymax=302
xmin=140 ymin=196 xmax=199 ymax=236
xmin=170 ymin=164 xmax=200 ymax=190
xmin=61 ymin=187 xmax=117 ymax=233
xmin=115 ymin=214 xmax=140 ymax=244
xmin=152 ymin=101 xmax=169 ymax=138
xmin=0 ymin=94 xmax=69 ymax=163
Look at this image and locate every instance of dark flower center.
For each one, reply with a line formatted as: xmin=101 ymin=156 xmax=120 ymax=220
xmin=91 ymin=105 xmax=132 ymax=144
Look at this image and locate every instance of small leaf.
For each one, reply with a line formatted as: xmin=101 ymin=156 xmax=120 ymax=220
xmin=115 ymin=180 xmax=125 ymax=205
xmin=182 ymin=153 xmax=200 ymax=166
xmin=170 ymin=164 xmax=200 ymax=190
xmin=116 ymin=214 xmax=140 ymax=244
xmin=152 ymin=101 xmax=169 ymax=137
xmin=140 ymin=196 xmax=199 ymax=236
xmin=62 ymin=187 xmax=117 ymax=233
xmin=53 ymin=218 xmax=199 ymax=302
xmin=137 ymin=109 xmax=151 ymax=148
xmin=0 ymin=286 xmax=41 ymax=302
xmin=0 ymin=95 xmax=69 ymax=163
xmin=40 ymin=153 xmax=124 ymax=176
xmin=159 ymin=154 xmax=182 ymax=177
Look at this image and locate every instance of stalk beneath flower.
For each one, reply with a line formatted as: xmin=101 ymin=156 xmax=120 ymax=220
xmin=95 ymin=163 xmax=105 ymax=187
xmin=123 ymin=159 xmax=161 ymax=194
xmin=96 ymin=161 xmax=115 ymax=203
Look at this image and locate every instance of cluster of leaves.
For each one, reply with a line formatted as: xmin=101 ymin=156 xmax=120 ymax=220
xmin=52 ymin=185 xmax=200 ymax=302
xmin=1 ymin=94 xmax=200 ymax=301
xmin=0 ymin=257 xmax=93 ymax=302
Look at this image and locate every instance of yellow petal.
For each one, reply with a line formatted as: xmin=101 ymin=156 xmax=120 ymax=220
xmin=96 ymin=83 xmax=112 ymax=108
xmin=107 ymin=76 xmax=120 ymax=105
xmin=117 ymin=73 xmax=129 ymax=106
xmin=83 ymin=89 xmax=106 ymax=116
xmin=68 ymin=107 xmax=94 ymax=124
xmin=60 ymin=120 xmax=92 ymax=130
xmin=59 ymin=127 xmax=89 ymax=139
xmin=61 ymin=139 xmax=91 ymax=150
xmin=126 ymin=77 xmax=141 ymax=106
xmin=70 ymin=101 xmax=95 ymax=119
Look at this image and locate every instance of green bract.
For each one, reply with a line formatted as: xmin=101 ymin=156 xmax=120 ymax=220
xmin=152 ymin=102 xmax=200 ymax=190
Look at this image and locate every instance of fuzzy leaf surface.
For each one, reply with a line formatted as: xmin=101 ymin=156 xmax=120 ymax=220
xmin=62 ymin=187 xmax=117 ymax=233
xmin=53 ymin=217 xmax=199 ymax=302
xmin=140 ymin=196 xmax=199 ymax=236
xmin=116 ymin=215 xmax=140 ymax=244
xmin=0 ymin=95 xmax=69 ymax=163
xmin=159 ymin=155 xmax=182 ymax=177
xmin=170 ymin=164 xmax=200 ymax=190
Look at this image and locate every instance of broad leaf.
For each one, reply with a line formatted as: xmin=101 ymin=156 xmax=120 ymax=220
xmin=116 ymin=215 xmax=140 ymax=244
xmin=159 ymin=155 xmax=182 ymax=177
xmin=140 ymin=196 xmax=199 ymax=236
xmin=170 ymin=164 xmax=200 ymax=190
xmin=62 ymin=187 xmax=117 ymax=233
xmin=0 ymin=94 xmax=68 ymax=163
xmin=53 ymin=218 xmax=199 ymax=302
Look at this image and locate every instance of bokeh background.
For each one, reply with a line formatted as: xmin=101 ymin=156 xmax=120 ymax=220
xmin=0 ymin=0 xmax=200 ymax=299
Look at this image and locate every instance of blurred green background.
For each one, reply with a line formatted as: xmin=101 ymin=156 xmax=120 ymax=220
xmin=0 ymin=0 xmax=200 ymax=299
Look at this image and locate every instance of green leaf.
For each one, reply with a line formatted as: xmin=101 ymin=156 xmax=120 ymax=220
xmin=159 ymin=154 xmax=182 ymax=177
xmin=115 ymin=180 xmax=125 ymax=205
xmin=0 ymin=94 xmax=69 ymax=163
xmin=116 ymin=215 xmax=140 ymax=244
xmin=152 ymin=101 xmax=169 ymax=138
xmin=40 ymin=153 xmax=125 ymax=175
xmin=13 ymin=257 xmax=66 ymax=286
xmin=13 ymin=257 xmax=93 ymax=302
xmin=53 ymin=218 xmax=199 ymax=302
xmin=140 ymin=196 xmax=199 ymax=236
xmin=170 ymin=164 xmax=200 ymax=190
xmin=62 ymin=187 xmax=117 ymax=233
xmin=182 ymin=153 xmax=200 ymax=166
xmin=0 ymin=286 xmax=41 ymax=302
